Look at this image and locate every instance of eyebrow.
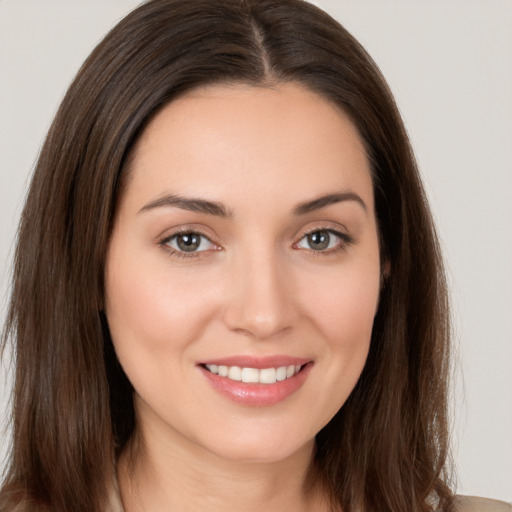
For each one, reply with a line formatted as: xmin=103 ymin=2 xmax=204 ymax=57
xmin=293 ymin=192 xmax=367 ymax=215
xmin=139 ymin=191 xmax=367 ymax=217
xmin=139 ymin=194 xmax=231 ymax=217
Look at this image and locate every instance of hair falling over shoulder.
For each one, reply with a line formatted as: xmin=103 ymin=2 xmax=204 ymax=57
xmin=1 ymin=1 xmax=454 ymax=511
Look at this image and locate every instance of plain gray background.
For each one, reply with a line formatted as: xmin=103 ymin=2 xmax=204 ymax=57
xmin=1 ymin=0 xmax=511 ymax=502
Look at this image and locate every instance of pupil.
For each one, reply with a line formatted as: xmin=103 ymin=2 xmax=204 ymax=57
xmin=308 ymin=231 xmax=329 ymax=250
xmin=177 ymin=233 xmax=200 ymax=252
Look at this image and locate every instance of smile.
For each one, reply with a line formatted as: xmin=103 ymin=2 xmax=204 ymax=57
xmin=204 ymin=364 xmax=303 ymax=384
xmin=199 ymin=358 xmax=313 ymax=406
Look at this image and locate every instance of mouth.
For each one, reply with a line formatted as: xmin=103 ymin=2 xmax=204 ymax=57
xmin=197 ymin=357 xmax=313 ymax=407
xmin=202 ymin=363 xmax=305 ymax=384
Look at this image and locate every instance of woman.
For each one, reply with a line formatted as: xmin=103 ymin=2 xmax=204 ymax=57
xmin=0 ymin=1 xmax=510 ymax=511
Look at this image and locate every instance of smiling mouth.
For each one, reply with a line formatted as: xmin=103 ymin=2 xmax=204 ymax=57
xmin=199 ymin=360 xmax=312 ymax=406
xmin=202 ymin=364 xmax=304 ymax=384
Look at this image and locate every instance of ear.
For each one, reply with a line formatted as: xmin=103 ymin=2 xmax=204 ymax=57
xmin=374 ymin=260 xmax=391 ymax=317
xmin=381 ymin=260 xmax=391 ymax=280
xmin=379 ymin=259 xmax=391 ymax=293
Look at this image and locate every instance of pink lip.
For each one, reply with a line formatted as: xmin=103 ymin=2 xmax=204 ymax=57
xmin=198 ymin=357 xmax=313 ymax=407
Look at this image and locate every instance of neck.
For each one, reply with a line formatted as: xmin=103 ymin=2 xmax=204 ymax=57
xmin=117 ymin=419 xmax=330 ymax=512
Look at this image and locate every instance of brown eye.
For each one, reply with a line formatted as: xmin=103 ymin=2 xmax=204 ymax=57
xmin=296 ymin=229 xmax=345 ymax=252
xmin=165 ymin=232 xmax=214 ymax=253
xmin=307 ymin=231 xmax=330 ymax=250
xmin=176 ymin=233 xmax=201 ymax=252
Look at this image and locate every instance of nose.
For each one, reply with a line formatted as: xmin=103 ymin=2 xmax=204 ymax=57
xmin=222 ymin=249 xmax=297 ymax=340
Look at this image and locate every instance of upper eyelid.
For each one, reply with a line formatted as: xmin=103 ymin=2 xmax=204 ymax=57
xmin=159 ymin=226 xmax=216 ymax=244
xmin=295 ymin=228 xmax=350 ymax=245
xmin=296 ymin=224 xmax=351 ymax=241
xmin=299 ymin=226 xmax=345 ymax=236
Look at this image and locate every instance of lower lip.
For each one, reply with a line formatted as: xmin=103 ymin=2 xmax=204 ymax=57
xmin=199 ymin=363 xmax=313 ymax=407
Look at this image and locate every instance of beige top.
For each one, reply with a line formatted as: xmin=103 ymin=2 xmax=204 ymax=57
xmin=107 ymin=486 xmax=511 ymax=512
xmin=454 ymin=495 xmax=512 ymax=512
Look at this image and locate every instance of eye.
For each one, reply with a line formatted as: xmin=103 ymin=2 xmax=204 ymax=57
xmin=163 ymin=232 xmax=215 ymax=253
xmin=296 ymin=229 xmax=345 ymax=251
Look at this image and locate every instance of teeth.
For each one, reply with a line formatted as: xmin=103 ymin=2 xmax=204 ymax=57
xmin=259 ymin=368 xmax=276 ymax=384
xmin=276 ymin=366 xmax=287 ymax=381
xmin=241 ymin=367 xmax=259 ymax=383
xmin=205 ymin=364 xmax=303 ymax=384
xmin=228 ymin=366 xmax=242 ymax=381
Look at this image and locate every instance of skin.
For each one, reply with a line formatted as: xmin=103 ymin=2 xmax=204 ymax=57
xmin=104 ymin=82 xmax=382 ymax=512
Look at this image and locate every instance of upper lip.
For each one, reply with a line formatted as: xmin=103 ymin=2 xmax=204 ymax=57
xmin=198 ymin=355 xmax=312 ymax=369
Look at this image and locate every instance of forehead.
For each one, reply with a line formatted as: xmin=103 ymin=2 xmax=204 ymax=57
xmin=122 ymin=82 xmax=373 ymax=214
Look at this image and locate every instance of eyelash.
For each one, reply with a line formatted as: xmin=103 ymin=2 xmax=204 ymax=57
xmin=295 ymin=228 xmax=354 ymax=256
xmin=158 ymin=227 xmax=354 ymax=259
xmin=158 ymin=228 xmax=217 ymax=259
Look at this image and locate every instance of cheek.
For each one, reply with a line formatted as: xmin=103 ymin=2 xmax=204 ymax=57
xmin=305 ymin=259 xmax=380 ymax=347
xmin=103 ymin=250 xmax=225 ymax=421
xmin=104 ymin=248 xmax=218 ymax=369
xmin=298 ymin=260 xmax=380 ymax=425
xmin=304 ymin=253 xmax=380 ymax=384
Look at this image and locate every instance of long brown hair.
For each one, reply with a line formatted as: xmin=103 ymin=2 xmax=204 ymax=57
xmin=1 ymin=1 xmax=453 ymax=510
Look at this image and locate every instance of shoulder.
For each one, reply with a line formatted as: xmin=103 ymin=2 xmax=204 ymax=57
xmin=454 ymin=495 xmax=512 ymax=512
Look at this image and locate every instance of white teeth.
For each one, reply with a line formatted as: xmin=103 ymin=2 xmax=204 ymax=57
xmin=228 ymin=366 xmax=242 ymax=381
xmin=276 ymin=366 xmax=287 ymax=381
xmin=259 ymin=368 xmax=277 ymax=384
xmin=241 ymin=367 xmax=259 ymax=383
xmin=206 ymin=364 xmax=218 ymax=374
xmin=205 ymin=363 xmax=303 ymax=384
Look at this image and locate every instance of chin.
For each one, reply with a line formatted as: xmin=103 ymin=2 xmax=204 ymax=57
xmin=194 ymin=426 xmax=317 ymax=465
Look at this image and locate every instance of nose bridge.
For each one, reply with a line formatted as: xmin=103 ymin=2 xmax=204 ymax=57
xmin=223 ymin=243 xmax=295 ymax=339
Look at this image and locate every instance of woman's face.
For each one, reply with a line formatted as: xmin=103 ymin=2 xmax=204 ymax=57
xmin=105 ymin=83 xmax=381 ymax=463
